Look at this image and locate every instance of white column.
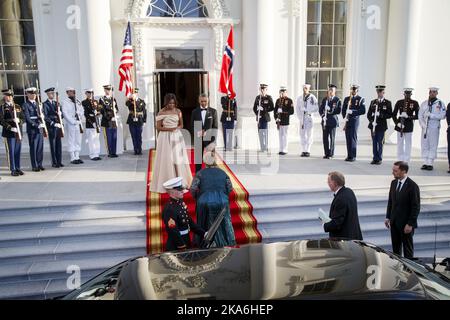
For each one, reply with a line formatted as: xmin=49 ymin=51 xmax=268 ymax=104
xmin=385 ymin=0 xmax=422 ymax=93
xmin=241 ymin=0 xmax=275 ymax=114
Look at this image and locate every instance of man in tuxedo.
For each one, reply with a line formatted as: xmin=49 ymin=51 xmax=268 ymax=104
xmin=191 ymin=94 xmax=218 ymax=173
xmin=385 ymin=161 xmax=421 ymax=258
xmin=323 ymin=172 xmax=363 ymax=240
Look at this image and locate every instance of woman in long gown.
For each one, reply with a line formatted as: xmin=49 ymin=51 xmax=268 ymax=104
xmin=149 ymin=94 xmax=193 ymax=194
xmin=190 ymin=148 xmax=236 ymax=247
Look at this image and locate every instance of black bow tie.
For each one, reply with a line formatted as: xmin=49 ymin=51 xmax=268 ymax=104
xmin=201 ymin=108 xmax=207 ymax=111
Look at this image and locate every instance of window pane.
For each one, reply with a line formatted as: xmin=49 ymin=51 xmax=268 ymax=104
xmin=3 ymin=46 xmax=24 ymax=70
xmin=320 ymin=24 xmax=333 ymax=45
xmin=0 ymin=73 xmax=7 ymax=89
xmin=22 ymin=46 xmax=37 ymax=70
xmin=0 ymin=52 xmax=4 ymax=70
xmin=23 ymin=72 xmax=38 ymax=88
xmin=333 ymin=47 xmax=346 ymax=68
xmin=319 ymin=71 xmax=332 ymax=91
xmin=307 ymin=24 xmax=320 ymax=45
xmin=18 ymin=0 xmax=33 ymax=20
xmin=6 ymin=72 xmax=23 ymax=92
xmin=305 ymin=70 xmax=318 ymax=90
xmin=20 ymin=21 xmax=35 ymax=45
xmin=0 ymin=0 xmax=19 ymax=20
xmin=334 ymin=24 xmax=346 ymax=46
xmin=321 ymin=1 xmax=334 ymax=23
xmin=318 ymin=91 xmax=328 ymax=100
xmin=147 ymin=0 xmax=209 ymax=18
xmin=320 ymin=46 xmax=332 ymax=68
xmin=332 ymin=70 xmax=344 ymax=89
xmin=306 ymin=46 xmax=319 ymax=68
xmin=307 ymin=0 xmax=321 ymax=23
xmin=335 ymin=1 xmax=347 ymax=23
xmin=0 ymin=21 xmax=21 ymax=45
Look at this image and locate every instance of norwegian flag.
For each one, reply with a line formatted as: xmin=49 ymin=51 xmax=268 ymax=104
xmin=219 ymin=26 xmax=236 ymax=99
xmin=118 ymin=21 xmax=134 ymax=97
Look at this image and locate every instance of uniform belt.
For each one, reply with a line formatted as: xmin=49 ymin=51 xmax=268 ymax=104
xmin=30 ymin=117 xmax=38 ymax=120
xmin=179 ymin=229 xmax=189 ymax=236
xmin=130 ymin=112 xmax=144 ymax=116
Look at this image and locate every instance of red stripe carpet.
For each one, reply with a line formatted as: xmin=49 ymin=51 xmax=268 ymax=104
xmin=145 ymin=149 xmax=262 ymax=254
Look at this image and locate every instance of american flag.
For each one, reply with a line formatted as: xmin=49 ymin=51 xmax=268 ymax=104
xmin=118 ymin=21 xmax=134 ymax=97
xmin=219 ymin=26 xmax=236 ymax=99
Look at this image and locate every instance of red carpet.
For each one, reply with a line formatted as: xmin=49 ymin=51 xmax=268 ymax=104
xmin=145 ymin=149 xmax=262 ymax=254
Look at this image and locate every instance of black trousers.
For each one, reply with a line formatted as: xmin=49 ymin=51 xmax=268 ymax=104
xmin=390 ymin=223 xmax=414 ymax=258
xmin=195 ymin=141 xmax=211 ymax=173
xmin=322 ymin=126 xmax=336 ymax=157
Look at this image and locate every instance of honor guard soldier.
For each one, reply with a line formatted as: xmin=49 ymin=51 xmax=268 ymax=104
xmin=220 ymin=95 xmax=237 ymax=152
xmin=342 ymin=85 xmax=366 ymax=162
xmin=253 ymin=84 xmax=274 ymax=152
xmin=82 ymin=89 xmax=102 ymax=161
xmin=367 ymin=85 xmax=393 ymax=165
xmin=418 ymin=87 xmax=446 ymax=171
xmin=126 ymin=88 xmax=147 ymax=155
xmin=319 ymin=84 xmax=342 ymax=159
xmin=99 ymin=85 xmax=119 ymax=158
xmin=0 ymin=89 xmax=24 ymax=176
xmin=393 ymin=88 xmax=420 ymax=163
xmin=296 ymin=84 xmax=319 ymax=157
xmin=162 ymin=177 xmax=206 ymax=252
xmin=274 ymin=87 xmax=294 ymax=155
xmin=43 ymin=88 xmax=64 ymax=168
xmin=23 ymin=87 xmax=46 ymax=172
xmin=62 ymin=87 xmax=85 ymax=165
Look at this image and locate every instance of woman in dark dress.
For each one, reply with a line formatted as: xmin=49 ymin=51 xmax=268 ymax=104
xmin=190 ymin=148 xmax=236 ymax=247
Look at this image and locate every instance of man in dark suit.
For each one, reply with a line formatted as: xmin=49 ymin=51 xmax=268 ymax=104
xmin=323 ymin=172 xmax=363 ymax=240
xmin=191 ymin=94 xmax=218 ymax=173
xmin=385 ymin=161 xmax=420 ymax=258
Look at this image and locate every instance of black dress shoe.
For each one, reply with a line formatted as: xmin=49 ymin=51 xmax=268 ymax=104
xmin=52 ymin=164 xmax=58 ymax=168
xmin=421 ymin=165 xmax=428 ymax=170
xmin=346 ymin=158 xmax=355 ymax=162
xmin=426 ymin=166 xmax=434 ymax=171
xmin=39 ymin=167 xmax=45 ymax=171
xmin=112 ymin=154 xmax=119 ymax=158
xmin=32 ymin=168 xmax=40 ymax=172
xmin=301 ymin=153 xmax=306 ymax=157
xmin=58 ymin=164 xmax=65 ymax=168
xmin=11 ymin=171 xmax=20 ymax=177
xmin=305 ymin=153 xmax=311 ymax=157
xmin=376 ymin=161 xmax=382 ymax=165
xmin=323 ymin=156 xmax=330 ymax=159
xmin=79 ymin=159 xmax=84 ymax=164
xmin=71 ymin=160 xmax=78 ymax=165
xmin=371 ymin=160 xmax=377 ymax=165
xmin=96 ymin=157 xmax=102 ymax=161
xmin=17 ymin=170 xmax=24 ymax=176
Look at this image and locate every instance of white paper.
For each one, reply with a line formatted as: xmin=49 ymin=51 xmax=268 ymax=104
xmin=318 ymin=208 xmax=332 ymax=223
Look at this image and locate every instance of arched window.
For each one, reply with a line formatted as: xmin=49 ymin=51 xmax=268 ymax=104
xmin=147 ymin=0 xmax=209 ymax=18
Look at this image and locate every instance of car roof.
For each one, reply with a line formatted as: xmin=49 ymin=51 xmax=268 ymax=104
xmin=114 ymin=240 xmax=443 ymax=300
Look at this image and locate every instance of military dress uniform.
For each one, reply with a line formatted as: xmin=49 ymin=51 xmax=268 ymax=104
xmin=418 ymin=89 xmax=446 ymax=170
xmin=367 ymin=87 xmax=393 ymax=165
xmin=23 ymin=88 xmax=46 ymax=171
xmin=62 ymin=89 xmax=84 ymax=164
xmin=296 ymin=86 xmax=319 ymax=157
xmin=0 ymin=89 xmax=24 ymax=176
xmin=319 ymin=90 xmax=342 ymax=159
xmin=253 ymin=84 xmax=274 ymax=152
xmin=274 ymin=88 xmax=294 ymax=155
xmin=342 ymin=86 xmax=366 ymax=161
xmin=43 ymin=88 xmax=64 ymax=168
xmin=393 ymin=89 xmax=420 ymax=163
xmin=99 ymin=87 xmax=119 ymax=158
xmin=82 ymin=91 xmax=101 ymax=161
xmin=126 ymin=91 xmax=147 ymax=155
xmin=162 ymin=177 xmax=205 ymax=252
xmin=220 ymin=95 xmax=237 ymax=151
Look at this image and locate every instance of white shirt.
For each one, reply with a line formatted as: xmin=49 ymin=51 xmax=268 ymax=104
xmin=396 ymin=176 xmax=408 ymax=192
xmin=334 ymin=186 xmax=343 ymax=197
xmin=201 ymin=108 xmax=207 ymax=125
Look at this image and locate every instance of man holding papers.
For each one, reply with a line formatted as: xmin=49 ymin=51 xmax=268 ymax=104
xmin=321 ymin=172 xmax=363 ymax=240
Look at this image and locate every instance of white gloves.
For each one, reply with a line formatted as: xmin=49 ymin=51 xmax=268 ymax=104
xmin=347 ymin=109 xmax=354 ymax=115
xmin=397 ymin=123 xmax=404 ymax=129
xmin=424 ymin=111 xmax=431 ymax=119
xmin=375 ymin=112 xmax=380 ymax=117
xmin=400 ymin=112 xmax=408 ymax=119
xmin=10 ymin=127 xmax=18 ymax=133
xmin=277 ymin=108 xmax=282 ymax=113
xmin=76 ymin=121 xmax=81 ymax=126
xmin=234 ymin=121 xmax=237 ymax=127
xmin=38 ymin=124 xmax=46 ymax=129
xmin=325 ymin=106 xmax=331 ymax=112
xmin=55 ymin=123 xmax=62 ymax=129
xmin=257 ymin=106 xmax=264 ymax=111
xmin=111 ymin=117 xmax=116 ymax=122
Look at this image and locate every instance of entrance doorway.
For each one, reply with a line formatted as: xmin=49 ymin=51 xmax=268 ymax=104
xmin=153 ymin=71 xmax=209 ymax=139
